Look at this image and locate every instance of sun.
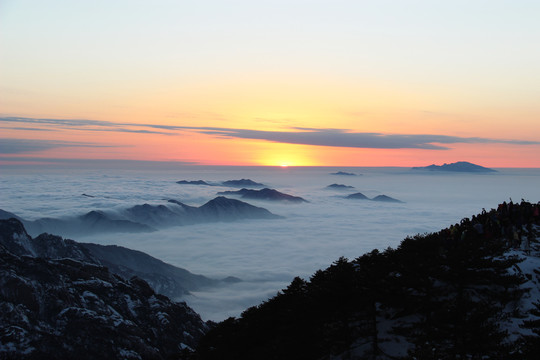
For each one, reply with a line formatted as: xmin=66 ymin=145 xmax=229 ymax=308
xmin=256 ymin=143 xmax=321 ymax=167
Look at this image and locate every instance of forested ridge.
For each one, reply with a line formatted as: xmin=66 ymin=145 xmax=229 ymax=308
xmin=191 ymin=201 xmax=540 ymax=359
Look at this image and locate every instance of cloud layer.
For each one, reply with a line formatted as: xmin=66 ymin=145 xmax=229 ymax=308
xmin=2 ymin=116 xmax=539 ymax=153
xmin=0 ymin=138 xmax=113 ymax=154
xmin=2 ymin=166 xmax=540 ymax=320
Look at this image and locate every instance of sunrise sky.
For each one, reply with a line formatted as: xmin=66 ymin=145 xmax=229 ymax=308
xmin=1 ymin=0 xmax=539 ymax=167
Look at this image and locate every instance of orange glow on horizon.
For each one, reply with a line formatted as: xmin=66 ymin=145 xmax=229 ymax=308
xmin=2 ymin=119 xmax=540 ymax=168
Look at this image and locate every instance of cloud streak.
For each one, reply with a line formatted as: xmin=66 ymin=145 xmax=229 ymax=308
xmin=191 ymin=127 xmax=540 ymax=150
xmin=0 ymin=117 xmax=174 ymax=136
xmin=0 ymin=156 xmax=196 ymax=168
xmin=0 ymin=138 xmax=114 ymax=154
xmin=2 ymin=116 xmax=539 ymax=151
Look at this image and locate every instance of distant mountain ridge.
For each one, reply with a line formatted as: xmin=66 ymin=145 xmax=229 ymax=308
xmin=0 ymin=196 xmax=281 ymax=238
xmin=346 ymin=193 xmax=404 ymax=203
xmin=217 ymin=188 xmax=308 ymax=203
xmin=326 ymin=184 xmax=355 ymax=190
xmin=412 ymin=161 xmax=496 ymax=172
xmin=176 ymin=178 xmax=266 ymax=187
xmin=80 ymin=243 xmax=237 ymax=299
xmin=330 ymin=171 xmax=358 ymax=176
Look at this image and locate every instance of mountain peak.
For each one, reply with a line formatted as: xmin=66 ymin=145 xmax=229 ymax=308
xmin=412 ymin=161 xmax=496 ymax=172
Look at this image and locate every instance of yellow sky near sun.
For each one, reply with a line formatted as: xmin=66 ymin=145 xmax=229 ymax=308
xmin=3 ymin=121 xmax=539 ymax=168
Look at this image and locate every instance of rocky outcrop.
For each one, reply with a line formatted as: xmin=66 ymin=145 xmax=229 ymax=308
xmin=81 ymin=243 xmax=225 ymax=299
xmin=0 ymin=218 xmax=226 ymax=301
xmin=0 ymin=219 xmax=209 ymax=359
xmin=0 ymin=218 xmax=98 ymax=262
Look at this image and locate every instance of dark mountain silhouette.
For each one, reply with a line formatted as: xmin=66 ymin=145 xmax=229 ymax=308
xmin=0 ymin=218 xmax=209 ymax=359
xmin=176 ymin=178 xmax=266 ymax=187
xmin=326 ymin=183 xmax=355 ymax=190
xmin=0 ymin=209 xmax=23 ymax=221
xmin=124 ymin=204 xmax=183 ymax=227
xmin=221 ymin=179 xmax=265 ymax=187
xmin=346 ymin=192 xmax=403 ymax=202
xmin=176 ymin=180 xmax=212 ymax=185
xmin=0 ymin=197 xmax=281 ymax=238
xmin=0 ymin=218 xmax=228 ymax=301
xmin=371 ymin=194 xmax=403 ymax=203
xmin=217 ymin=188 xmax=307 ymax=203
xmin=412 ymin=161 xmax=497 ymax=172
xmin=80 ymin=243 xmax=235 ymax=299
xmin=330 ymin=171 xmax=358 ymax=176
xmin=345 ymin=192 xmax=369 ymax=200
xmin=198 ymin=196 xmax=282 ymax=221
xmin=23 ymin=210 xmax=154 ymax=238
xmin=194 ymin=201 xmax=540 ymax=360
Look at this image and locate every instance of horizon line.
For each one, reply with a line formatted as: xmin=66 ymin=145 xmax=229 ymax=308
xmin=0 ymin=157 xmax=539 ymax=169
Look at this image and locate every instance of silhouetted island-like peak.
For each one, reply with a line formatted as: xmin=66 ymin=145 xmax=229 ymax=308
xmin=330 ymin=171 xmax=358 ymax=176
xmin=412 ymin=161 xmax=496 ymax=173
xmin=326 ymin=183 xmax=355 ymax=190
xmin=345 ymin=193 xmax=404 ymax=203
xmin=216 ymin=188 xmax=307 ymax=203
xmin=221 ymin=179 xmax=265 ymax=187
xmin=371 ymin=194 xmax=404 ymax=203
xmin=176 ymin=180 xmax=212 ymax=185
xmin=346 ymin=192 xmax=369 ymax=200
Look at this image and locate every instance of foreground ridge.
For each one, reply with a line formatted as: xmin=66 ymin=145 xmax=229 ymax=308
xmin=193 ymin=200 xmax=540 ymax=360
xmin=1 ymin=201 xmax=539 ymax=359
xmin=0 ymin=218 xmax=209 ymax=360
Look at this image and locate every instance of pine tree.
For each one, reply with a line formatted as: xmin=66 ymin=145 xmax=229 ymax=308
xmin=519 ymin=301 xmax=540 ymax=358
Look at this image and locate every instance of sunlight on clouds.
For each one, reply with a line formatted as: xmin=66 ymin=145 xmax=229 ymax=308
xmin=256 ymin=143 xmax=320 ymax=167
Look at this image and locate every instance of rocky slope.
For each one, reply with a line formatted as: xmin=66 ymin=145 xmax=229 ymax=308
xmin=81 ymin=243 xmax=236 ymax=299
xmin=0 ymin=218 xmax=225 ymax=301
xmin=0 ymin=218 xmax=209 ymax=359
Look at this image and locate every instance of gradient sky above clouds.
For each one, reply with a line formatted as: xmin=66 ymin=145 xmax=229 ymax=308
xmin=1 ymin=0 xmax=540 ymax=167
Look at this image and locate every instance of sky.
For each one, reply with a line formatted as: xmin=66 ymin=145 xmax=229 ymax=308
xmin=1 ymin=0 xmax=540 ymax=167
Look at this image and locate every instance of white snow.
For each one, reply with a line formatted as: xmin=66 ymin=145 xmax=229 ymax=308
xmin=117 ymin=348 xmax=142 ymax=359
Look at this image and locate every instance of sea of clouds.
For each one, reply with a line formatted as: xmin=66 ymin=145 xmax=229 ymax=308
xmin=2 ymin=166 xmax=540 ymax=320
